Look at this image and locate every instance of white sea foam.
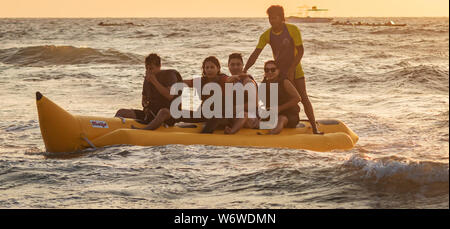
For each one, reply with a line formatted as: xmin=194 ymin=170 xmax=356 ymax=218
xmin=345 ymin=154 xmax=449 ymax=184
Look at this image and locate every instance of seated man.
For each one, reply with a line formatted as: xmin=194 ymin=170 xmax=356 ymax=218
xmin=115 ymin=53 xmax=182 ymax=130
xmin=223 ymin=53 xmax=259 ymax=134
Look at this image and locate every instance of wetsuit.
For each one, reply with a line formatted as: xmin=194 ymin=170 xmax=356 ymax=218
xmin=256 ymin=23 xmax=305 ymax=79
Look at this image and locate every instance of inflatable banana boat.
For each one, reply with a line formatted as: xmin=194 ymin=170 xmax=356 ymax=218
xmin=36 ymin=92 xmax=358 ymax=153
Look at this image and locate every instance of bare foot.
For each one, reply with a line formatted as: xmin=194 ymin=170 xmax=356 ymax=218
xmin=313 ymin=130 xmax=324 ymax=135
xmin=224 ymin=126 xmax=232 ymax=134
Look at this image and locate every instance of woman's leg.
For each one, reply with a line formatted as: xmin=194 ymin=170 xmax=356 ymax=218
xmin=294 ymin=77 xmax=321 ymax=134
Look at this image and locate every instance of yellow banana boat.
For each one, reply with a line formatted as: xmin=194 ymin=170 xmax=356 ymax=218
xmin=36 ymin=92 xmax=358 ymax=153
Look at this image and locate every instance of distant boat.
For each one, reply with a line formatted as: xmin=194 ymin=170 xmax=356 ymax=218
xmin=287 ymin=16 xmax=333 ymax=23
xmin=98 ymin=22 xmax=143 ymax=27
xmin=287 ymin=6 xmax=333 ymax=23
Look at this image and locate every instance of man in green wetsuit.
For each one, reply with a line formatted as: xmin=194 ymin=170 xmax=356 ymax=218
xmin=243 ymin=5 xmax=321 ymax=134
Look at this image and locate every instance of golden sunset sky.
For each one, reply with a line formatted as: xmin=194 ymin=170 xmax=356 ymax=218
xmin=1 ymin=0 xmax=448 ymax=17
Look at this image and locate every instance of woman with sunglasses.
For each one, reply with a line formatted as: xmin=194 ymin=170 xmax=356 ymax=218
xmin=261 ymin=60 xmax=301 ymax=134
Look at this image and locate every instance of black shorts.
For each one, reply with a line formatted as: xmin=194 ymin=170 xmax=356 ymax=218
xmin=279 ymin=111 xmax=299 ymax=128
xmin=261 ymin=112 xmax=299 ymax=128
xmin=132 ymin=109 xmax=146 ymax=122
xmin=132 ymin=109 xmax=177 ymax=126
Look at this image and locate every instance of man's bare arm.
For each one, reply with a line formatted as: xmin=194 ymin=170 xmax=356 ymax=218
xmin=243 ymin=48 xmax=263 ymax=73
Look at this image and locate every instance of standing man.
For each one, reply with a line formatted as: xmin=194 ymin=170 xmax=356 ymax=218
xmin=243 ymin=5 xmax=321 ymax=134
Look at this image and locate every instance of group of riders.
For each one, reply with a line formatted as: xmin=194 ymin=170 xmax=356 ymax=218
xmin=115 ymin=5 xmax=322 ymax=135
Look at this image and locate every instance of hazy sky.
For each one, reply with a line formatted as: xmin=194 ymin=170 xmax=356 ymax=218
xmin=1 ymin=0 xmax=448 ymax=17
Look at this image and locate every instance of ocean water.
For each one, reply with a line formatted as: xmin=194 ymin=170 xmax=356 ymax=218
xmin=0 ymin=17 xmax=448 ymax=209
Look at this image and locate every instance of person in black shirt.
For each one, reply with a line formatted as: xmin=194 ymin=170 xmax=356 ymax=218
xmin=115 ymin=53 xmax=182 ymax=130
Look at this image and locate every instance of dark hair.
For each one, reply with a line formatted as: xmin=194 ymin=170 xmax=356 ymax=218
xmin=145 ymin=53 xmax=161 ymax=67
xmin=266 ymin=5 xmax=285 ymax=21
xmin=202 ymin=56 xmax=221 ymax=77
xmin=264 ymin=60 xmax=278 ymax=69
xmin=228 ymin=53 xmax=243 ymax=64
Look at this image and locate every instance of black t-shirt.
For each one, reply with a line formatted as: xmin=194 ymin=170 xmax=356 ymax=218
xmin=142 ymin=69 xmax=182 ymax=112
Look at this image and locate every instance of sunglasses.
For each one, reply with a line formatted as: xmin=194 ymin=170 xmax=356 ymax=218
xmin=264 ymin=67 xmax=277 ymax=73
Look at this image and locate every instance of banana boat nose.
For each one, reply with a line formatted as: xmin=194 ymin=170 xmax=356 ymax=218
xmin=36 ymin=91 xmax=84 ymax=153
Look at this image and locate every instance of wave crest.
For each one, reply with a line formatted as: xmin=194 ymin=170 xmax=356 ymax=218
xmin=344 ymin=154 xmax=449 ymax=185
xmin=0 ymin=45 xmax=143 ymax=66
xmin=370 ymin=28 xmax=448 ymax=35
xmin=376 ymin=65 xmax=449 ymax=92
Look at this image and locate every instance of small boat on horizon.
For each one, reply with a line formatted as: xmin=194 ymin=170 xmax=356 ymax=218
xmin=287 ymin=6 xmax=333 ymax=23
xmin=98 ymin=22 xmax=144 ymax=27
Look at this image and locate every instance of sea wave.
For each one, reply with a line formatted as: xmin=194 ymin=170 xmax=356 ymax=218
xmin=131 ymin=33 xmax=158 ymax=39
xmin=366 ymin=51 xmax=396 ymax=59
xmin=2 ymin=120 xmax=38 ymax=132
xmin=344 ymin=154 xmax=449 ymax=185
xmin=21 ymin=72 xmax=98 ymax=81
xmin=325 ymin=74 xmax=367 ymax=85
xmin=304 ymin=39 xmax=345 ymax=50
xmin=0 ymin=30 xmax=29 ymax=39
xmin=435 ymin=111 xmax=450 ymax=130
xmin=329 ymin=38 xmax=381 ymax=47
xmin=370 ymin=28 xmax=449 ymax=35
xmin=165 ymin=32 xmax=184 ymax=38
xmin=377 ymin=65 xmax=449 ymax=92
xmin=0 ymin=45 xmax=143 ymax=66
